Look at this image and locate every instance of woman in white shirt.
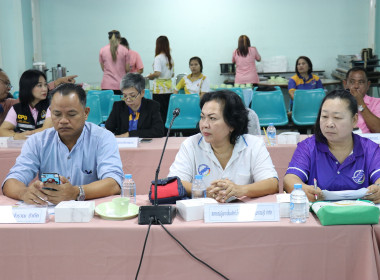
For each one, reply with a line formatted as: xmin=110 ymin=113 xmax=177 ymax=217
xmin=168 ymin=90 xmax=278 ymax=202
xmin=174 ymin=57 xmax=210 ymax=98
xmin=147 ymin=36 xmax=174 ymax=124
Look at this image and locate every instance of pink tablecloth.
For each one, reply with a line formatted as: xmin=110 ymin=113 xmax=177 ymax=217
xmin=0 ymin=195 xmax=379 ymax=280
xmin=0 ymin=136 xmax=305 ymax=194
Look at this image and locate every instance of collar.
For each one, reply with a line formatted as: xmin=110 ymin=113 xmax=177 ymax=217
xmin=128 ymin=104 xmax=141 ymax=115
xmin=187 ymin=73 xmax=204 ymax=81
xmin=198 ymin=134 xmax=248 ymax=154
xmin=316 ymin=133 xmax=364 ymax=157
xmin=56 ymin=122 xmax=88 ymax=151
xmin=297 ymin=73 xmax=313 ymax=82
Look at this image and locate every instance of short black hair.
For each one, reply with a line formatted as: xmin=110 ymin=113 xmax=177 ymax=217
xmin=314 ymin=89 xmax=358 ymax=143
xmin=50 ymin=83 xmax=86 ymax=108
xmin=295 ymin=56 xmax=313 ymax=76
xmin=19 ymin=69 xmax=47 ymax=105
xmin=189 ymin=56 xmax=203 ymax=73
xmin=346 ymin=66 xmax=368 ymax=80
xmin=200 ymin=90 xmax=248 ymax=144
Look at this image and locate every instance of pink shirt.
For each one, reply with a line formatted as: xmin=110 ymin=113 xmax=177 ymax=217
xmin=99 ymin=44 xmax=129 ymax=90
xmin=0 ymin=98 xmax=18 ymax=125
xmin=232 ymin=47 xmax=261 ymax=84
xmin=127 ymin=50 xmax=144 ymax=73
xmin=357 ymin=95 xmax=380 ymax=133
xmin=5 ymin=106 xmax=51 ymax=126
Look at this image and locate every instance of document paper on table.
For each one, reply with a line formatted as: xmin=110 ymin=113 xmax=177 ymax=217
xmin=321 ymin=188 xmax=368 ymax=201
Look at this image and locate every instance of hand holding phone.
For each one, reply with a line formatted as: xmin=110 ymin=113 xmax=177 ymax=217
xmin=41 ymin=173 xmax=60 ymax=191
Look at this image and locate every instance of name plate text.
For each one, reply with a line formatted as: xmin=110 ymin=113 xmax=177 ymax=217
xmin=204 ymin=203 xmax=280 ymax=223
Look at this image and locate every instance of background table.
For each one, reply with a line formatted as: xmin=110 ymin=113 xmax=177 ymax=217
xmin=0 ymin=137 xmax=306 ymax=195
xmin=0 ymin=194 xmax=379 ymax=280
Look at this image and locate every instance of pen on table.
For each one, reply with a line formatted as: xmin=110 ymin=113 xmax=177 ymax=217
xmin=314 ymin=178 xmax=318 ymax=201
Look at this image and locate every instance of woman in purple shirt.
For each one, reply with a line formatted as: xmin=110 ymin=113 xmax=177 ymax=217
xmin=284 ymin=89 xmax=380 ymax=203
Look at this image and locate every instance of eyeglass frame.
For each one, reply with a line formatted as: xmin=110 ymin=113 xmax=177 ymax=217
xmin=0 ymin=79 xmax=13 ymax=91
xmin=122 ymin=92 xmax=141 ymax=101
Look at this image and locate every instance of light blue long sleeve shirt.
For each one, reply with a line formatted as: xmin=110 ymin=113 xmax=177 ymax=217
xmin=3 ymin=122 xmax=124 ymax=188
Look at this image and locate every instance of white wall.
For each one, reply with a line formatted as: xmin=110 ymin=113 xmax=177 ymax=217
xmin=0 ymin=0 xmax=373 ymax=89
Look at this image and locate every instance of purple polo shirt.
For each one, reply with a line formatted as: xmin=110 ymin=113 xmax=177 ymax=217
xmin=286 ymin=134 xmax=380 ymax=191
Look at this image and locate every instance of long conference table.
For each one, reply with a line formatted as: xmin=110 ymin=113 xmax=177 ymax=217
xmin=0 ymin=194 xmax=380 ymax=280
xmin=0 ymin=136 xmax=305 ymax=195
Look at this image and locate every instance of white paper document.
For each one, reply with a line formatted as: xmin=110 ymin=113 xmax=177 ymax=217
xmin=322 ymin=188 xmax=368 ymax=201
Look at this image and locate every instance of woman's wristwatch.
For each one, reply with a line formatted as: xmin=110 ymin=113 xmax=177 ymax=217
xmin=76 ymin=185 xmax=85 ymax=201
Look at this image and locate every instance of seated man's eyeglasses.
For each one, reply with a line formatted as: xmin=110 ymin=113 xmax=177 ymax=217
xmin=0 ymin=79 xmax=13 ymax=91
xmin=122 ymin=92 xmax=140 ymax=101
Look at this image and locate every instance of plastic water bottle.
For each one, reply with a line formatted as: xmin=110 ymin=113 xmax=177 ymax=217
xmin=122 ymin=174 xmax=136 ymax=204
xmin=290 ymin=184 xmax=308 ymax=223
xmin=267 ymin=123 xmax=276 ymax=146
xmin=192 ymin=175 xmax=206 ymax=199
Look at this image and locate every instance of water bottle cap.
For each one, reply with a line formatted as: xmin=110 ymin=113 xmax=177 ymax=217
xmin=294 ymin=184 xmax=302 ymax=189
xmin=125 ymin=174 xmax=132 ymax=179
xmin=269 ymin=123 xmax=274 ymax=126
xmin=100 ymin=124 xmax=105 ymax=127
xmin=195 ymin=175 xmax=203 ymax=180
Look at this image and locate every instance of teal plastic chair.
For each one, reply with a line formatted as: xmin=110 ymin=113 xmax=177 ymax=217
xmin=105 ymin=95 xmax=123 ymax=122
xmin=12 ymin=91 xmax=19 ymax=99
xmin=178 ymin=89 xmax=185 ymax=94
xmin=250 ymin=89 xmax=288 ymax=127
xmin=144 ymin=89 xmax=152 ymax=99
xmin=86 ymin=95 xmax=103 ymax=125
xmin=292 ymin=88 xmax=325 ymax=126
xmin=87 ymin=90 xmax=114 ymax=121
xmin=216 ymin=88 xmax=245 ymax=105
xmin=165 ymin=94 xmax=201 ymax=129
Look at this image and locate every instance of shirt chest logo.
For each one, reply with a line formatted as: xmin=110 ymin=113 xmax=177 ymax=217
xmin=352 ymin=170 xmax=365 ymax=184
xmin=198 ymin=164 xmax=210 ymax=176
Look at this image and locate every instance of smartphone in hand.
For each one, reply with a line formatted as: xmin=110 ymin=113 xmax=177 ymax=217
xmin=41 ymin=173 xmax=60 ymax=191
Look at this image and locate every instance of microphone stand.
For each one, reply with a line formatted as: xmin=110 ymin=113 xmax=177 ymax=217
xmin=138 ymin=109 xmax=179 ymax=225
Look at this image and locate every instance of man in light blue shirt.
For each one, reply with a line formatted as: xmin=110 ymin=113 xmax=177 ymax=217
xmin=3 ymin=84 xmax=124 ymax=205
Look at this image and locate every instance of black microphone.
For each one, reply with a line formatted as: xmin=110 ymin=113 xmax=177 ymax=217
xmin=173 ymin=108 xmax=180 ymax=117
xmin=138 ymin=108 xmax=180 ymax=225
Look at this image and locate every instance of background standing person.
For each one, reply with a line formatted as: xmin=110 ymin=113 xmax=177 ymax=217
xmin=99 ymin=30 xmax=129 ymax=95
xmin=232 ymin=35 xmax=261 ymax=85
xmin=174 ymin=56 xmax=210 ymax=98
xmin=120 ymin=37 xmax=144 ymax=74
xmin=146 ymin=35 xmax=174 ymax=124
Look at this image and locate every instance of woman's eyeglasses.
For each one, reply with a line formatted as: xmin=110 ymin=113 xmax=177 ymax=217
xmin=122 ymin=93 xmax=140 ymax=101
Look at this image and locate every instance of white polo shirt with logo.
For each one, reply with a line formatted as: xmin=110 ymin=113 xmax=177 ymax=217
xmin=168 ymin=133 xmax=278 ymax=187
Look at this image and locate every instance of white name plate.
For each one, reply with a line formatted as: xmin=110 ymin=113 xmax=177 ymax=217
xmin=0 ymin=206 xmax=48 ymax=223
xmin=204 ymin=203 xmax=280 ymax=223
xmin=117 ymin=137 xmax=139 ymax=148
